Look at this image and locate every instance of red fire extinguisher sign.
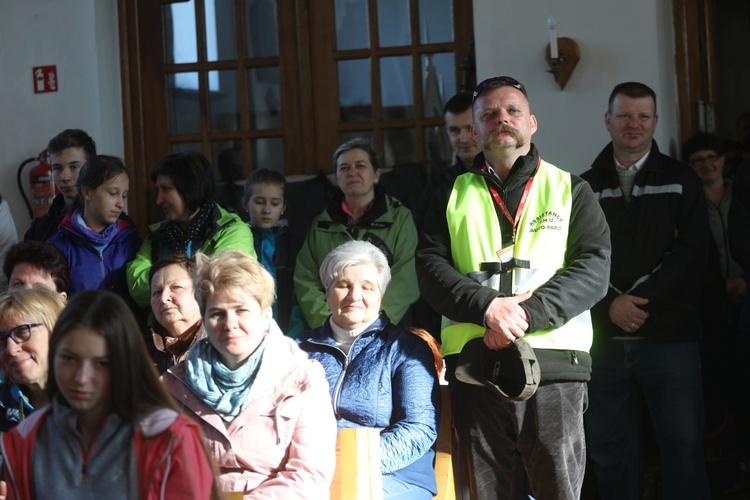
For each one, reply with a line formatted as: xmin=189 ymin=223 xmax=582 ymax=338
xmin=33 ymin=66 xmax=58 ymax=94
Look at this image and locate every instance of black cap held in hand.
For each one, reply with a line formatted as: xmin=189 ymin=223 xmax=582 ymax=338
xmin=454 ymin=337 xmax=540 ymax=401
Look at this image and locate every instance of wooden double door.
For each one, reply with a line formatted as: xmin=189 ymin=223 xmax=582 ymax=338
xmin=119 ymin=0 xmax=474 ymax=228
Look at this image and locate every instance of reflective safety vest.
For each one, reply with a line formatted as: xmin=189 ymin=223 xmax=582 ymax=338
xmin=441 ymin=161 xmax=593 ymax=357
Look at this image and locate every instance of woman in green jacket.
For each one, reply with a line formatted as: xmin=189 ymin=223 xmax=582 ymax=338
xmin=127 ymin=152 xmax=254 ymax=308
xmin=293 ymin=138 xmax=419 ymax=332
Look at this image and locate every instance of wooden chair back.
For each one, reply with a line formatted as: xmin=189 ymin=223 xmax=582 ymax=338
xmin=329 ymin=385 xmax=455 ymax=500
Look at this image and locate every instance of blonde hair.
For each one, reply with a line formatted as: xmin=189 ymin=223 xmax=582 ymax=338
xmin=193 ymin=250 xmax=275 ymax=312
xmin=0 ymin=287 xmax=66 ymax=336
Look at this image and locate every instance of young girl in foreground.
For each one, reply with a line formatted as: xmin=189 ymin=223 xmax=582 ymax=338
xmin=0 ymin=290 xmax=218 ymax=499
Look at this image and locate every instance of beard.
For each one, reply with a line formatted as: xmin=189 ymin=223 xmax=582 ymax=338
xmin=482 ymin=125 xmax=526 ymax=150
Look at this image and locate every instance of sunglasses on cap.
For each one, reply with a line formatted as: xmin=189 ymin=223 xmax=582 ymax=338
xmin=473 ymin=76 xmax=528 ymax=102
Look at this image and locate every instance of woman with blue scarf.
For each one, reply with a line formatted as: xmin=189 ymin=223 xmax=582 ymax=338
xmin=47 ymin=155 xmax=141 ymax=301
xmin=163 ymin=249 xmax=336 ymax=498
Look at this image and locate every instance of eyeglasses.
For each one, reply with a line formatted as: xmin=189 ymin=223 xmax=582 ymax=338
xmin=473 ymin=76 xmax=528 ymax=102
xmin=0 ymin=324 xmax=43 ymax=351
xmin=688 ymin=153 xmax=722 ymax=166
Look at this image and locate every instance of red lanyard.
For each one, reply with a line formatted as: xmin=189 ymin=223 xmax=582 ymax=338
xmin=482 ymin=157 xmax=541 ymax=239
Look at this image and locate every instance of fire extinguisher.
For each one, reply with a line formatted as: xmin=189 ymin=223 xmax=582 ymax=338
xmin=17 ymin=150 xmax=58 ymax=221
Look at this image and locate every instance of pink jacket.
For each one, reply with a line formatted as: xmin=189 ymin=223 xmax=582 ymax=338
xmin=0 ymin=405 xmax=215 ymax=500
xmin=162 ymin=346 xmax=336 ymax=499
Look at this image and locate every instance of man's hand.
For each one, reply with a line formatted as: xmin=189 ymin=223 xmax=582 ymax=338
xmin=0 ymin=479 xmax=6 ymax=499
xmin=483 ymin=292 xmax=531 ymax=349
xmin=609 ymin=294 xmax=649 ymax=333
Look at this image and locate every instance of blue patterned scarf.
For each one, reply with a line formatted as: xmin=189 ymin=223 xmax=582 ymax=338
xmin=184 ymin=337 xmax=266 ymax=421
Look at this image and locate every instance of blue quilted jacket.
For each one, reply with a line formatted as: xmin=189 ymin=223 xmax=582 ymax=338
xmin=297 ymin=314 xmax=440 ymax=494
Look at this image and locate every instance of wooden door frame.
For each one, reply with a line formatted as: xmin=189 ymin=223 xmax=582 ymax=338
xmin=673 ymin=0 xmax=718 ymax=144
xmin=118 ymin=0 xmax=169 ymax=232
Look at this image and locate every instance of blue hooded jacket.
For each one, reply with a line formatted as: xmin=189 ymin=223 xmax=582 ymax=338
xmin=297 ymin=314 xmax=440 ymax=495
xmin=47 ymin=210 xmax=141 ymax=297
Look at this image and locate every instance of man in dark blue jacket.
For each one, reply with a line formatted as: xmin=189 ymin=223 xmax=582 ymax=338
xmin=581 ymin=82 xmax=711 ymax=499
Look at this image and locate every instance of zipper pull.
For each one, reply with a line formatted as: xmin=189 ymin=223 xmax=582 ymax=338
xmin=571 ymin=351 xmax=579 ymax=365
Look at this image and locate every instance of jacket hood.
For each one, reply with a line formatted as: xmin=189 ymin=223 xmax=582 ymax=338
xmin=138 ymin=408 xmax=180 ymax=438
xmin=58 ymin=210 xmax=135 ymax=247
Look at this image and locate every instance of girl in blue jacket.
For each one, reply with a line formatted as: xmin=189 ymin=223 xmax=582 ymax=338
xmin=47 ymin=155 xmax=141 ymax=303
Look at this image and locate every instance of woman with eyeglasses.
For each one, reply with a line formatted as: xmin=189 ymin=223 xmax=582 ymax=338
xmin=683 ymin=133 xmax=746 ymax=310
xmin=0 ymin=287 xmax=66 ymax=432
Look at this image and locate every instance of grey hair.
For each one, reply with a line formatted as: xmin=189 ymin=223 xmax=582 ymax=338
xmin=319 ymin=240 xmax=391 ymax=297
xmin=332 ymin=138 xmax=379 ymax=172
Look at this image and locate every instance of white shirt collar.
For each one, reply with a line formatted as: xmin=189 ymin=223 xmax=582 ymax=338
xmin=614 ymin=150 xmax=651 ymax=172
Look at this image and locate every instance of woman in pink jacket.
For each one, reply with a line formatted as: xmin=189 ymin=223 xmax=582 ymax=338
xmin=0 ymin=290 xmax=218 ymax=500
xmin=163 ymin=249 xmax=336 ymax=498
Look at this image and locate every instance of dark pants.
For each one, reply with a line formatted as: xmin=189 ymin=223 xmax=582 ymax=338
xmin=585 ymin=340 xmax=710 ymax=499
xmin=446 ymin=357 xmax=588 ymax=500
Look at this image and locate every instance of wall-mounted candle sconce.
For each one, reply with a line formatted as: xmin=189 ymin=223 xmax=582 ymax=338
xmin=546 ymin=15 xmax=580 ymax=90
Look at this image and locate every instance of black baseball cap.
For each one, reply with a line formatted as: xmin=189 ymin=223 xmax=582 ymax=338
xmin=454 ymin=337 xmax=540 ymax=401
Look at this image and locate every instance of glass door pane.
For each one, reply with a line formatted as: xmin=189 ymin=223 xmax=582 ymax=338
xmin=245 ymin=0 xmax=279 ymax=57
xmin=164 ymin=0 xmax=198 ymax=64
xmin=380 ymin=56 xmax=414 ymax=120
xmin=206 ymin=0 xmax=237 ymax=61
xmin=335 ymin=0 xmax=369 ymax=50
xmin=167 ymin=72 xmax=201 ymax=134
xmin=378 ymin=0 xmax=410 ymax=47
xmin=422 ymin=52 xmax=455 ymax=118
xmin=209 ymin=69 xmax=240 ymax=132
xmin=338 ymin=58 xmax=372 ymax=122
xmin=248 ymin=67 xmax=282 ymax=129
xmin=418 ymin=0 xmax=453 ymax=44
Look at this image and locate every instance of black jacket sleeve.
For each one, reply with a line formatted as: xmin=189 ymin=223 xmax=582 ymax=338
xmin=416 ymin=177 xmax=499 ymax=327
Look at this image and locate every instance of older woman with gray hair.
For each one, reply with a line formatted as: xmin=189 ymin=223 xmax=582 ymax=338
xmin=297 ymin=240 xmax=440 ymax=499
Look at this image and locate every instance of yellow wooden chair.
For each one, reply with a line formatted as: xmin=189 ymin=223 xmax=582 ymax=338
xmin=329 ymin=385 xmax=456 ymax=500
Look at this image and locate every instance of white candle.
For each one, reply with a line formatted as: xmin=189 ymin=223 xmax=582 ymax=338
xmin=548 ymin=15 xmax=558 ymax=60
